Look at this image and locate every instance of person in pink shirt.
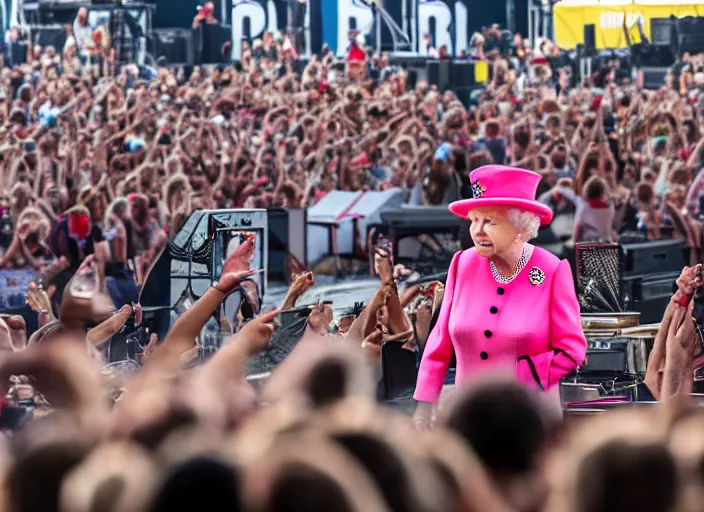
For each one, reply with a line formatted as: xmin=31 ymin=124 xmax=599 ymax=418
xmin=414 ymin=166 xmax=586 ymax=428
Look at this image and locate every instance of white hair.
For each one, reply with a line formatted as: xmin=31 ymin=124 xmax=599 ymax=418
xmin=470 ymin=33 xmax=485 ymax=47
xmin=507 ymin=209 xmax=540 ymax=241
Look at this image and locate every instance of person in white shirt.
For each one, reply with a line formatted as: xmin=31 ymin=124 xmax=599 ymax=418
xmin=72 ymin=7 xmax=94 ymax=53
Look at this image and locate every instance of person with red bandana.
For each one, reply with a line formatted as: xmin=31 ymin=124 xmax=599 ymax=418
xmin=346 ymin=30 xmax=367 ymax=82
xmin=48 ymin=205 xmax=107 ymax=310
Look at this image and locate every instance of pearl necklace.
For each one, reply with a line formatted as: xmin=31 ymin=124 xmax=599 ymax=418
xmin=490 ymin=244 xmax=533 ymax=284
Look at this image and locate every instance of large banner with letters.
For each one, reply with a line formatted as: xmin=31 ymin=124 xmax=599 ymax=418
xmin=229 ymin=0 xmax=511 ymax=60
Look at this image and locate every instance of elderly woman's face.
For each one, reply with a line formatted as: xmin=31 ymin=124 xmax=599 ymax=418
xmin=468 ymin=207 xmax=521 ymax=259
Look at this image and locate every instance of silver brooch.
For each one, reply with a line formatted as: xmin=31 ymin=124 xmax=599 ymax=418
xmin=528 ymin=267 xmax=545 ymax=286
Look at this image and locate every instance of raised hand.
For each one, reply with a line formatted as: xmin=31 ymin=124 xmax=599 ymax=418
xmin=281 ymin=271 xmax=315 ymax=310
xmin=236 ymin=309 xmax=278 ymax=355
xmin=374 ymin=235 xmax=394 ymax=284
xmin=216 ymin=268 xmax=263 ymax=297
xmin=223 ymin=233 xmax=256 ymax=275
xmin=361 ymin=326 xmax=384 ymax=365
xmin=308 ymin=303 xmax=333 ymax=335
xmin=138 ymin=333 xmax=159 ymax=361
xmin=676 ymin=265 xmax=702 ymax=298
xmin=26 ymin=282 xmax=52 ymax=315
xmin=290 ymin=271 xmax=315 ymax=297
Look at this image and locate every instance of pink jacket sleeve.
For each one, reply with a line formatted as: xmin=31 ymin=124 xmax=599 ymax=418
xmin=413 ymin=250 xmax=462 ymax=404
xmin=517 ymin=259 xmax=586 ymax=390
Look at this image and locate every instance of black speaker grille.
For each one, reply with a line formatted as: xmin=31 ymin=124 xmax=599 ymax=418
xmin=576 ymin=243 xmax=622 ymax=313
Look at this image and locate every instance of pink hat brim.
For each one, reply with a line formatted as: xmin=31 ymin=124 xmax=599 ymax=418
xmin=449 ymin=198 xmax=554 ymax=226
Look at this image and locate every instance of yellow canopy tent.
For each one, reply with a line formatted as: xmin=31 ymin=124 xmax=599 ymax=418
xmin=553 ymin=0 xmax=704 ymax=49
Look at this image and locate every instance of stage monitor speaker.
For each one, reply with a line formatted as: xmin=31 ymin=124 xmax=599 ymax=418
xmin=575 ymin=243 xmax=622 ymax=313
xmin=7 ymin=42 xmax=28 ymax=66
xmin=679 ymin=34 xmax=704 ymax=56
xmin=32 ymin=26 xmax=67 ymax=51
xmin=406 ymin=68 xmax=418 ymax=89
xmin=267 ymin=208 xmax=307 ymax=285
xmin=677 ymin=16 xmax=704 ymax=56
xmin=622 ymin=271 xmax=680 ymax=324
xmin=152 ymin=28 xmax=194 ymax=66
xmin=195 ymin=23 xmax=231 ymax=65
xmin=426 ymin=60 xmax=439 ymax=86
xmin=640 ymin=66 xmax=668 ymax=90
xmin=426 ymin=60 xmax=451 ymax=90
xmin=452 ymin=61 xmax=475 ymax=87
xmin=583 ymin=24 xmax=596 ymax=55
xmin=650 ymin=18 xmax=674 ymax=47
xmin=621 ymin=239 xmax=685 ymax=278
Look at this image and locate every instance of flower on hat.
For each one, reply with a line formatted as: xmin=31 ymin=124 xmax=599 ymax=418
xmin=472 ymin=180 xmax=486 ymax=199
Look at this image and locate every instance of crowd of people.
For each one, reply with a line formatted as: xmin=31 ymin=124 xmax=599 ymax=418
xmin=0 ymin=15 xmax=703 ymax=511
xmin=0 ymin=252 xmax=704 ymax=512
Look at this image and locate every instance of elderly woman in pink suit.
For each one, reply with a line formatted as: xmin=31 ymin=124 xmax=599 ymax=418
xmin=414 ymin=166 xmax=586 ymax=426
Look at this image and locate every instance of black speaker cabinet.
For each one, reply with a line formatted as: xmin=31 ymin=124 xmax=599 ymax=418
xmin=584 ymin=24 xmax=596 ymax=55
xmin=621 ymin=239 xmax=685 ymax=278
xmin=677 ymin=16 xmax=704 ymax=55
xmin=266 ymin=208 xmax=307 ymax=285
xmin=425 ymin=60 xmax=451 ymax=91
xmin=194 ymin=23 xmax=231 ymax=65
xmin=452 ymin=61 xmax=475 ymax=88
xmin=426 ymin=60 xmax=439 ymax=85
xmin=650 ymin=18 xmax=675 ymax=47
xmin=151 ymin=28 xmax=194 ymax=66
xmin=7 ymin=42 xmax=28 ymax=67
xmin=623 ymin=271 xmax=681 ymax=324
xmin=640 ymin=66 xmax=669 ymax=90
xmin=32 ymin=27 xmax=67 ymax=51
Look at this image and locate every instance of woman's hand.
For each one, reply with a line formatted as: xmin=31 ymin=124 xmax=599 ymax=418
xmin=676 ymin=265 xmax=702 ymax=299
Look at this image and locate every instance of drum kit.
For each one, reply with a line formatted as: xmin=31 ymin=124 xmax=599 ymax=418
xmin=562 ymin=312 xmax=659 ymax=407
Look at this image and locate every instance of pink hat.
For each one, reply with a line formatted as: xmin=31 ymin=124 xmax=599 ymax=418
xmin=449 ymin=166 xmax=553 ymax=226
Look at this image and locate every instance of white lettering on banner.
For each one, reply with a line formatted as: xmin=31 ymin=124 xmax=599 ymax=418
xmin=600 ymin=11 xmax=644 ymax=29
xmin=267 ymin=0 xmax=278 ymax=34
xmin=418 ymin=0 xmax=452 ymax=55
xmin=418 ymin=0 xmax=469 ymax=55
xmin=454 ymin=0 xmax=468 ymax=55
xmin=231 ymin=0 xmax=277 ymax=60
xmin=335 ymin=0 xmax=468 ymax=56
xmin=600 ymin=12 xmax=624 ymax=29
xmin=336 ymin=0 xmax=375 ymax=56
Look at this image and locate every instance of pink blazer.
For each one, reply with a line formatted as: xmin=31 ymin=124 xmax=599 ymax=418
xmin=414 ymin=245 xmax=587 ymax=404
